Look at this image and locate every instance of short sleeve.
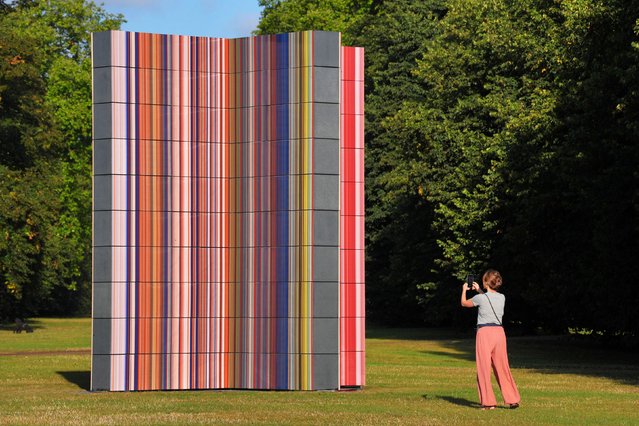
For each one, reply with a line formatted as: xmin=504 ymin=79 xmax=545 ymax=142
xmin=470 ymin=294 xmax=482 ymax=307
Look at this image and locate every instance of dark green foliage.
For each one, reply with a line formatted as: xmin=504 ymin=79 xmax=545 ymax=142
xmin=258 ymin=0 xmax=639 ymax=338
xmin=0 ymin=162 xmax=75 ymax=317
xmin=256 ymin=0 xmax=371 ymax=37
xmin=495 ymin=0 xmax=639 ymax=335
xmin=400 ymin=0 xmax=639 ymax=335
xmin=0 ymin=0 xmax=122 ymax=319
xmin=348 ymin=0 xmax=447 ymax=325
xmin=258 ymin=0 xmax=447 ymax=325
xmin=0 ymin=9 xmax=62 ymax=318
xmin=2 ymin=0 xmax=638 ymax=337
xmin=0 ymin=18 xmax=58 ymax=168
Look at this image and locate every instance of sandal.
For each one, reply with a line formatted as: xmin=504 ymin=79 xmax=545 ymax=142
xmin=509 ymin=403 xmax=520 ymax=409
xmin=481 ymin=406 xmax=496 ymax=410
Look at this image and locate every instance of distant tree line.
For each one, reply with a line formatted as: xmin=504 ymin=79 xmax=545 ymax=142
xmin=1 ymin=0 xmax=638 ymax=341
xmin=258 ymin=0 xmax=639 ymax=339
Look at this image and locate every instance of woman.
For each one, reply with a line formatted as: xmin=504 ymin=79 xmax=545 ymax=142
xmin=461 ymin=269 xmax=520 ymax=410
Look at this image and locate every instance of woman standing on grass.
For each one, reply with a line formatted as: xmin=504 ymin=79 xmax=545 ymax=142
xmin=461 ymin=269 xmax=521 ymax=410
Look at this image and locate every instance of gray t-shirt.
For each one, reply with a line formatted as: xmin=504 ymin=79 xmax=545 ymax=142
xmin=471 ymin=292 xmax=505 ymax=325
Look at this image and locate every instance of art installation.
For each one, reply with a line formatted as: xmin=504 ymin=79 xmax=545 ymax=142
xmin=91 ymin=30 xmax=364 ymax=391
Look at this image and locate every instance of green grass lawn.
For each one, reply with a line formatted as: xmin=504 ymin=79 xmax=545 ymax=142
xmin=0 ymin=319 xmax=637 ymax=425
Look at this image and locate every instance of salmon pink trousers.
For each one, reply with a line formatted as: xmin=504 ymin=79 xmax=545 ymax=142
xmin=475 ymin=326 xmax=520 ymax=407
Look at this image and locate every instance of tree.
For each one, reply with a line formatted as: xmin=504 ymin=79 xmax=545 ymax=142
xmin=397 ymin=0 xmax=639 ymax=335
xmin=0 ymin=0 xmax=123 ymax=318
xmin=0 ymin=10 xmax=61 ymax=318
xmin=0 ymin=11 xmax=58 ymax=169
xmin=257 ymin=0 xmax=448 ymax=325
xmin=257 ymin=0 xmax=639 ymax=336
xmin=347 ymin=0 xmax=447 ymax=325
xmin=256 ymin=0 xmax=371 ymax=39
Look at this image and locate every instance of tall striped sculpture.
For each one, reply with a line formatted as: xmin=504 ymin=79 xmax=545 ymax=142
xmin=91 ymin=30 xmax=364 ymax=391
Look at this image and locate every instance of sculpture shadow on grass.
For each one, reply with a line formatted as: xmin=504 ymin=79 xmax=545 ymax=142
xmin=57 ymin=371 xmax=91 ymax=391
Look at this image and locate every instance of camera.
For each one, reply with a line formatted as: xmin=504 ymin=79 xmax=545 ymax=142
xmin=466 ymin=274 xmax=475 ymax=290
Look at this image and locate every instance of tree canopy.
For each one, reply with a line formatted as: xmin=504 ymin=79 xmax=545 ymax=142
xmin=257 ymin=0 xmax=639 ymax=338
xmin=2 ymin=0 xmax=638 ymax=341
xmin=0 ymin=0 xmax=123 ymax=319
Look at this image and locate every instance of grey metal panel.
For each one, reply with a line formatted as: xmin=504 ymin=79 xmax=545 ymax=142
xmin=92 ymin=318 xmax=111 ymax=355
xmin=92 ymin=31 xmax=112 ymax=68
xmin=313 ymin=103 xmax=339 ymax=140
xmin=93 ymin=103 xmax=112 ymax=140
xmin=93 ymin=175 xmax=112 ymax=211
xmin=313 ymin=31 xmax=340 ymax=68
xmin=91 ymin=354 xmax=111 ymax=391
xmin=312 ymin=317 xmax=339 ymax=353
xmin=314 ymin=210 xmax=338 ymax=246
xmin=312 ymin=354 xmax=339 ymax=390
xmin=93 ymin=67 xmax=112 ymax=104
xmin=313 ymin=246 xmax=338 ymax=282
xmin=93 ymin=139 xmax=111 ymax=175
xmin=313 ymin=281 xmax=338 ymax=318
xmin=93 ymin=210 xmax=111 ymax=247
xmin=91 ymin=32 xmax=112 ymax=392
xmin=313 ymin=174 xmax=339 ymax=211
xmin=93 ymin=246 xmax=112 ymax=283
xmin=92 ymin=282 xmax=112 ymax=319
xmin=313 ymin=67 xmax=340 ymax=104
xmin=313 ymin=138 xmax=339 ymax=175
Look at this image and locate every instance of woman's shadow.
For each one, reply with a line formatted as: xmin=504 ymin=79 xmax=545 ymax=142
xmin=427 ymin=395 xmax=510 ymax=409
xmin=424 ymin=395 xmax=481 ymax=408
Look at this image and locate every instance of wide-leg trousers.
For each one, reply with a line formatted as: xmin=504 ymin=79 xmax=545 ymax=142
xmin=475 ymin=326 xmax=520 ymax=407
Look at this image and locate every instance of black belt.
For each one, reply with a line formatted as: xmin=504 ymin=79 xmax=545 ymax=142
xmin=476 ymin=323 xmax=502 ymax=329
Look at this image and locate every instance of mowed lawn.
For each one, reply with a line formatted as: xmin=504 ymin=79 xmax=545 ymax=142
xmin=1 ymin=319 xmax=637 ymax=425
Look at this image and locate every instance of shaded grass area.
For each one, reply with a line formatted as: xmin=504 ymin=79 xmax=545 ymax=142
xmin=1 ymin=319 xmax=638 ymax=425
xmin=0 ymin=318 xmax=91 ymax=353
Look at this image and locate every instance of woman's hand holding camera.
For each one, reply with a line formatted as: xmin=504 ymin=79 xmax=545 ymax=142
xmin=461 ymin=282 xmax=477 ymax=307
xmin=463 ymin=282 xmax=480 ymax=292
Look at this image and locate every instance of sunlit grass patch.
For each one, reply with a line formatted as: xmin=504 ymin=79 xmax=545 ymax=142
xmin=0 ymin=319 xmax=637 ymax=425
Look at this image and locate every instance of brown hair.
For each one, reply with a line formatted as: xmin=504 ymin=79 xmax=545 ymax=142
xmin=482 ymin=269 xmax=502 ymax=290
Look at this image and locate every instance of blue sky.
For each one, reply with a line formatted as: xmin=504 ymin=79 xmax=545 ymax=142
xmin=99 ymin=0 xmax=264 ymax=38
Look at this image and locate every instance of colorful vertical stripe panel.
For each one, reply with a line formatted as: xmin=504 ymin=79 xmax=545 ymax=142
xmin=92 ymin=30 xmax=363 ymax=391
xmin=339 ymin=46 xmax=365 ymax=387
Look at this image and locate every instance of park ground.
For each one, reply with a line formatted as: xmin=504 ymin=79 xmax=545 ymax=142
xmin=0 ymin=318 xmax=637 ymax=425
